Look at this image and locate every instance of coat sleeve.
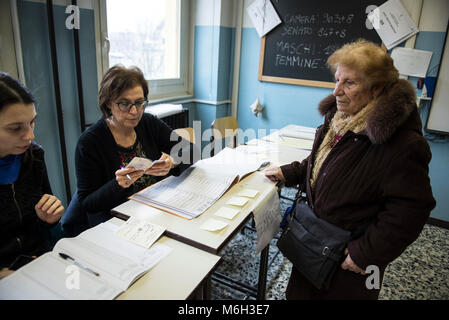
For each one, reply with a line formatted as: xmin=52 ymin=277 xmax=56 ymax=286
xmin=348 ymin=135 xmax=436 ymax=270
xmin=75 ymin=134 xmax=131 ymax=213
xmin=280 ymin=155 xmax=310 ymax=188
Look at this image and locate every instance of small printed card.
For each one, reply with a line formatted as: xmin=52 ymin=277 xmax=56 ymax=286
xmin=214 ymin=207 xmax=241 ymax=220
xmin=126 ymin=157 xmax=163 ymax=171
xmin=238 ymin=188 xmax=259 ymax=198
xmin=200 ymin=219 xmax=229 ymax=232
xmin=226 ymin=196 xmax=249 ymax=207
xmin=115 ymin=217 xmax=166 ymax=248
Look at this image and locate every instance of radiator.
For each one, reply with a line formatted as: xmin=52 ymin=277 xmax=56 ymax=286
xmin=159 ymin=109 xmax=189 ymax=130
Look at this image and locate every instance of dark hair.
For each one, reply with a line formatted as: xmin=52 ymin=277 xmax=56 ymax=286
xmin=0 ymin=72 xmax=36 ymax=112
xmin=98 ymin=65 xmax=149 ymax=118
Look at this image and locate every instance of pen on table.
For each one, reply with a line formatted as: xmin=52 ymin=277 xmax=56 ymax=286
xmin=120 ymin=165 xmax=132 ymax=181
xmin=59 ymin=252 xmax=100 ymax=277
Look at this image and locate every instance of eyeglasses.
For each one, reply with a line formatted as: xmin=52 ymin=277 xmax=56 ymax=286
xmin=115 ymin=100 xmax=148 ymax=112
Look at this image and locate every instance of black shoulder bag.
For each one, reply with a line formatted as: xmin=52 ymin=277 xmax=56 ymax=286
xmin=277 ymin=195 xmax=365 ymax=290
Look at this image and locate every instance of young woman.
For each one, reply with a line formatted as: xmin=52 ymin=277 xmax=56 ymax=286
xmin=0 ymin=73 xmax=64 ymax=279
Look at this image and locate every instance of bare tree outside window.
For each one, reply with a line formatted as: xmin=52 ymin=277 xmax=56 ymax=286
xmin=106 ymin=0 xmax=180 ymax=80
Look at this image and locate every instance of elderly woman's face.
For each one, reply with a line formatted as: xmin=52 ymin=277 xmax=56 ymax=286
xmin=333 ymin=65 xmax=373 ymax=116
xmin=108 ymin=85 xmax=145 ymax=128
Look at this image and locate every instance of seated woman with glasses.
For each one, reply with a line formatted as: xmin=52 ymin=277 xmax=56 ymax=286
xmin=61 ymin=65 xmax=194 ymax=236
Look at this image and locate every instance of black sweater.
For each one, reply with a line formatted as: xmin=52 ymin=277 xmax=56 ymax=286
xmin=0 ymin=144 xmax=54 ymax=268
xmin=75 ymin=113 xmax=194 ymax=219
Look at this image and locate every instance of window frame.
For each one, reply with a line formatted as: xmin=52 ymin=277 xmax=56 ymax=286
xmin=94 ymin=0 xmax=193 ymax=101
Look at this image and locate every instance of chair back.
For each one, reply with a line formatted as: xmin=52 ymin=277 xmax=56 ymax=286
xmin=210 ymin=116 xmax=238 ymax=156
xmin=174 ymin=127 xmax=195 ymax=144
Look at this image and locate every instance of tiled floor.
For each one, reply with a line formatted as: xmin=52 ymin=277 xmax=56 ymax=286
xmin=211 ymin=188 xmax=449 ymax=300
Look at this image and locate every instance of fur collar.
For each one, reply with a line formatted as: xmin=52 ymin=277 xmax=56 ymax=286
xmin=317 ymin=79 xmax=418 ymax=144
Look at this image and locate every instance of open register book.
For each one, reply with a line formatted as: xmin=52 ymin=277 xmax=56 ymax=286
xmin=0 ymin=219 xmax=171 ymax=300
xmin=130 ymin=147 xmax=265 ymax=220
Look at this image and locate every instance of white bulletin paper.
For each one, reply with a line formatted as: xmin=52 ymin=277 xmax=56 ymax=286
xmin=246 ymin=0 xmax=281 ymax=38
xmin=391 ymin=47 xmax=433 ymax=78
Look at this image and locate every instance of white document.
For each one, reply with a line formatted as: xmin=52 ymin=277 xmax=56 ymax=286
xmin=115 ymin=217 xmax=166 ymax=248
xmin=246 ymin=0 xmax=281 ymax=38
xmin=252 ymin=188 xmax=281 ymax=254
xmin=200 ymin=219 xmax=229 ymax=232
xmin=391 ymin=47 xmax=433 ymax=78
xmin=132 ymin=165 xmax=239 ymax=219
xmin=0 ymin=220 xmax=172 ymax=299
xmin=368 ymin=0 xmax=419 ymax=50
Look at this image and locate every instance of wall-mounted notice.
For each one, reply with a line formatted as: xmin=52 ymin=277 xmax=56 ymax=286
xmin=258 ymin=0 xmax=385 ymax=88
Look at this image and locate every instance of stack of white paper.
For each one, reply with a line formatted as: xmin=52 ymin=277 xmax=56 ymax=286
xmin=368 ymin=0 xmax=419 ymax=50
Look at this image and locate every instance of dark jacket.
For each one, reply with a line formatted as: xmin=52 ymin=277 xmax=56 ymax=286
xmin=0 ymin=144 xmax=54 ymax=268
xmin=73 ymin=113 xmax=194 ymax=223
xmin=281 ymin=79 xmax=436 ymax=271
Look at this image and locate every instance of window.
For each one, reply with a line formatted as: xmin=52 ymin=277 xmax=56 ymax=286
xmin=96 ymin=0 xmax=192 ymax=100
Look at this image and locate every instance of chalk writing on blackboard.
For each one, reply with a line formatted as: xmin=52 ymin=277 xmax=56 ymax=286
xmin=259 ymin=0 xmax=384 ymax=88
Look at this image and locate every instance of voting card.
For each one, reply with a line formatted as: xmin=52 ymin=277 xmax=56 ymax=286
xmin=226 ymin=196 xmax=249 ymax=207
xmin=238 ymin=188 xmax=259 ymax=198
xmin=126 ymin=157 xmax=163 ymax=171
xmin=200 ymin=219 xmax=229 ymax=232
xmin=115 ymin=217 xmax=166 ymax=248
xmin=214 ymin=207 xmax=241 ymax=220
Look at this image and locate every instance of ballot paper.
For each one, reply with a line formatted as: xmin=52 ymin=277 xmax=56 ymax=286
xmin=238 ymin=188 xmax=259 ymax=198
xmin=126 ymin=157 xmax=161 ymax=171
xmin=246 ymin=0 xmax=281 ymax=38
xmin=115 ymin=217 xmax=166 ymax=248
xmin=200 ymin=219 xmax=229 ymax=232
xmin=226 ymin=196 xmax=249 ymax=207
xmin=214 ymin=206 xmax=241 ymax=220
xmin=368 ymin=0 xmax=419 ymax=50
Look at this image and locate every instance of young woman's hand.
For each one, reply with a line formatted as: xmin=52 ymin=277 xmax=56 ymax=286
xmin=35 ymin=194 xmax=64 ymax=224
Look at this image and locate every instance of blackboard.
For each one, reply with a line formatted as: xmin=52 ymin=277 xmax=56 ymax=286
xmin=259 ymin=0 xmax=385 ymax=88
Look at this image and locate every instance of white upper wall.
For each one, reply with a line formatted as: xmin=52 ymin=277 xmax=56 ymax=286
xmin=195 ymin=0 xmax=236 ymax=27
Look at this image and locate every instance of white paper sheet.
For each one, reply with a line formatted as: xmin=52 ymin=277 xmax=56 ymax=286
xmin=391 ymin=47 xmax=433 ymax=78
xmin=200 ymin=219 xmax=229 ymax=232
xmin=115 ymin=217 xmax=166 ymax=249
xmin=246 ymin=0 xmax=281 ymax=38
xmin=214 ymin=206 xmax=241 ymax=220
xmin=368 ymin=0 xmax=419 ymax=50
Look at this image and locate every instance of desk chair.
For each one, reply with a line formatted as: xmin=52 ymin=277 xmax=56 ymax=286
xmin=210 ymin=116 xmax=238 ymax=157
xmin=174 ymin=127 xmax=195 ymax=144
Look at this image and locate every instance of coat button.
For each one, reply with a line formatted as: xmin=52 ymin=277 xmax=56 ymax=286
xmin=354 ymin=138 xmax=358 ymax=142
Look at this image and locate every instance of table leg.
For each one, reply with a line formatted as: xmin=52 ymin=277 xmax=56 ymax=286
xmin=257 ymin=245 xmax=269 ymax=300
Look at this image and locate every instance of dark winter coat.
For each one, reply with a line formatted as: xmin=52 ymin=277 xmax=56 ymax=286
xmin=0 ymin=144 xmax=55 ymax=268
xmin=281 ymin=79 xmax=436 ymax=298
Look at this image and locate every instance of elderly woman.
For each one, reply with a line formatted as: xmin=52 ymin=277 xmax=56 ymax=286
xmin=62 ymin=66 xmax=193 ymax=235
xmin=265 ymin=40 xmax=435 ymax=299
xmin=0 ymin=73 xmax=64 ymax=278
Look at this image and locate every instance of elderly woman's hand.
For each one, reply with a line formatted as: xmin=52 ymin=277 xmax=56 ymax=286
xmin=115 ymin=167 xmax=144 ymax=189
xmin=145 ymin=153 xmax=175 ymax=177
xmin=35 ymin=194 xmax=64 ymax=224
xmin=263 ymin=166 xmax=286 ymax=182
xmin=341 ymin=248 xmax=366 ymax=275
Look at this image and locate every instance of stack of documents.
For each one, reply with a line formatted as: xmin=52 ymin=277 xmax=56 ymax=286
xmin=368 ymin=0 xmax=419 ymax=50
xmin=0 ymin=219 xmax=171 ymax=300
xmin=131 ymin=148 xmax=265 ymax=220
